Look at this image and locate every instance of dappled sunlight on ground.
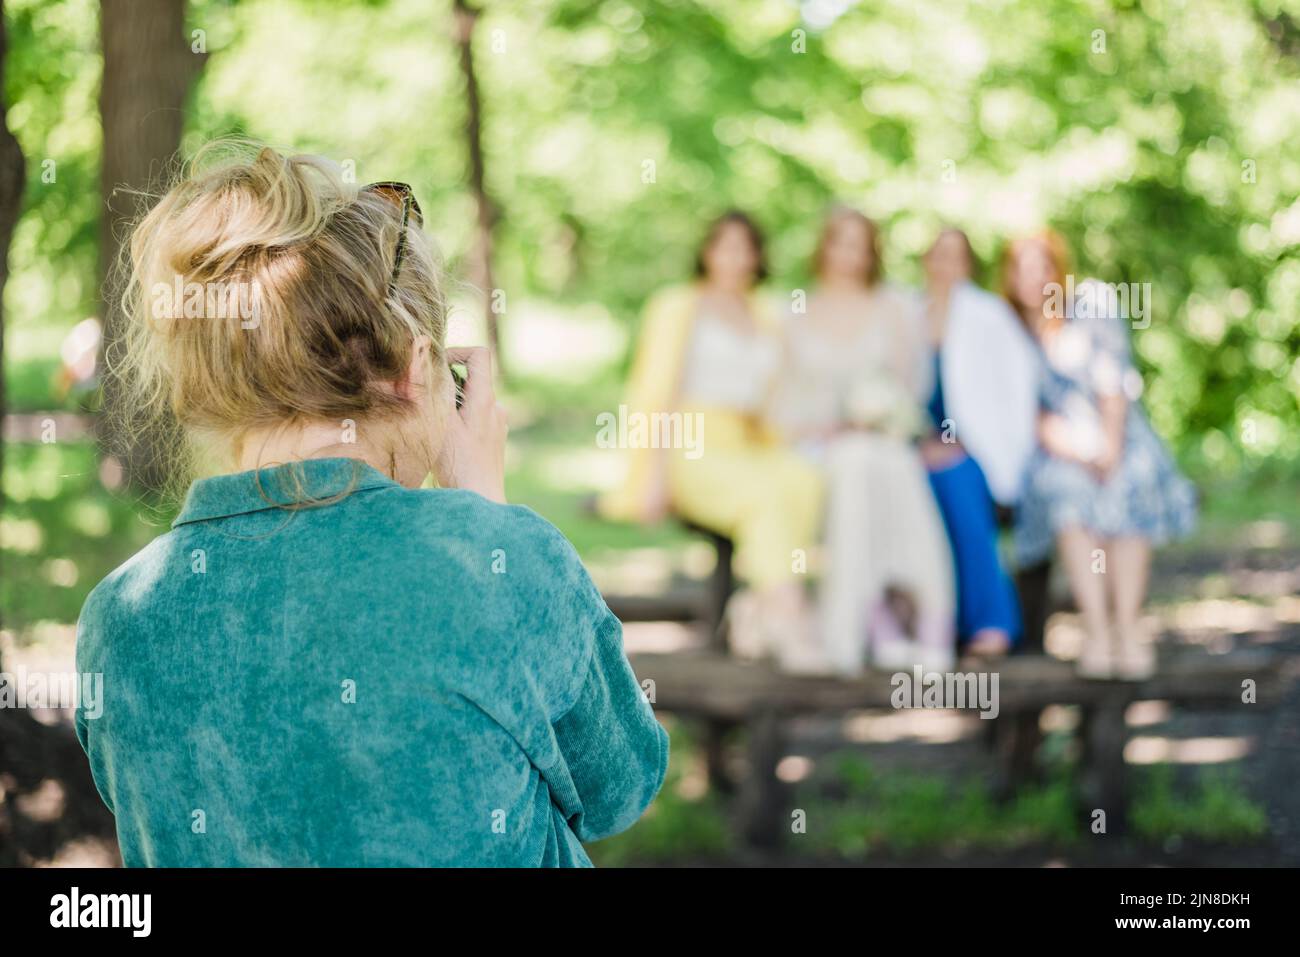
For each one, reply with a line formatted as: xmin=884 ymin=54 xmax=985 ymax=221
xmin=1243 ymin=520 xmax=1290 ymax=549
xmin=589 ymin=547 xmax=680 ymax=595
xmin=776 ymin=754 xmax=815 ymax=784
xmin=1040 ymin=704 xmax=1082 ymax=733
xmin=15 ymin=779 xmax=66 ymax=823
xmin=1127 ymin=735 xmax=1256 ymax=765
xmin=1164 ymin=598 xmax=1289 ymax=643
xmin=587 ymin=540 xmax=719 ymax=595
xmin=622 ymin=621 xmax=701 ymax=653
xmin=500 ymin=300 xmax=626 ymax=382
xmin=673 ymin=763 xmax=711 ymax=802
xmin=34 ymin=836 xmax=120 ymax=868
xmin=537 ymin=447 xmax=625 ymax=494
xmin=1 ymin=624 xmax=77 ymax=677
xmin=1125 ymin=700 xmax=1172 ymax=727
xmin=839 ymin=708 xmax=980 ymax=746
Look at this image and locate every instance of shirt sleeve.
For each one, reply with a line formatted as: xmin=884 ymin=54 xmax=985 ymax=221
xmin=551 ymin=605 xmax=670 ymax=843
xmin=73 ymin=607 xmax=115 ymax=815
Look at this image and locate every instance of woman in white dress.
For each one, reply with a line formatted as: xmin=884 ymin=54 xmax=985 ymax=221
xmin=771 ymin=208 xmax=955 ymax=674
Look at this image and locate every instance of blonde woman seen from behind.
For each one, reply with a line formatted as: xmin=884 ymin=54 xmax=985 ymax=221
xmin=76 ymin=143 xmax=668 ymax=866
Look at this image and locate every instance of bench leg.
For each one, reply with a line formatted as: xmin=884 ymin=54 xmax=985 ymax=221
xmin=992 ymin=710 xmax=1042 ymax=800
xmin=702 ymin=718 xmax=737 ymax=795
xmin=738 ymin=709 xmax=787 ymax=851
xmin=1079 ymin=698 xmax=1129 ymax=834
xmin=1014 ymin=559 xmax=1053 ymax=655
xmin=708 ymin=536 xmax=735 ymax=654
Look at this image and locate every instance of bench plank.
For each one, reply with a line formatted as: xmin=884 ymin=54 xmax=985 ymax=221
xmin=630 ymin=648 xmax=1291 ymax=721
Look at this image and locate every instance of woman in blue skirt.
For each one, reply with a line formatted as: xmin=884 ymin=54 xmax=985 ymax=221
xmin=919 ymin=229 xmax=1040 ymax=658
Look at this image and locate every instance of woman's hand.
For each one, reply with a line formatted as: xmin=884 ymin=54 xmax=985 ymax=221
xmin=442 ymin=347 xmax=508 ymax=504
xmin=919 ymin=434 xmax=965 ymax=469
xmin=1039 ymin=411 xmax=1119 ymax=481
xmin=1089 ymin=394 xmax=1128 ymax=483
xmin=1037 ymin=412 xmax=1091 ymax=467
xmin=1087 ymin=436 xmax=1122 ymax=482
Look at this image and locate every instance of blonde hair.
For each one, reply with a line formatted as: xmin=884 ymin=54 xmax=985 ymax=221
xmin=106 ymin=140 xmax=448 ymax=497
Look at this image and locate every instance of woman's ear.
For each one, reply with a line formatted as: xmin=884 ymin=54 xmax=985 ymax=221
xmin=395 ymin=335 xmax=434 ymax=400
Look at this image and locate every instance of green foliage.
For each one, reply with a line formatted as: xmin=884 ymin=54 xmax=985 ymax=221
xmin=5 ymin=0 xmax=1298 ymax=474
xmin=4 ymin=0 xmax=102 ymax=394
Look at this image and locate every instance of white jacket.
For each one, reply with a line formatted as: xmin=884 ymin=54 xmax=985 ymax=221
xmin=939 ymin=281 xmax=1041 ymax=506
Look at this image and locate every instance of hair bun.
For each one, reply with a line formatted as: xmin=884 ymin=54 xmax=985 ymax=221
xmin=165 ymin=145 xmax=350 ymax=282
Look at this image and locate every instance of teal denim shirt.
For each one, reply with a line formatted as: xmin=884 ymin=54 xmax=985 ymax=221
xmin=74 ymin=458 xmax=669 ymax=866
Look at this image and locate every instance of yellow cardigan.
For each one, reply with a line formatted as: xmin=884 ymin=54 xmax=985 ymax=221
xmin=597 ymin=282 xmax=780 ymax=523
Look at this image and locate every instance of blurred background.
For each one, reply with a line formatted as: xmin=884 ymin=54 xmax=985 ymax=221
xmin=2 ymin=0 xmax=1299 ymax=866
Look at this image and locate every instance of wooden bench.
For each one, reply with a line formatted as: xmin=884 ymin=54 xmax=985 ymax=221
xmin=603 ymin=519 xmax=1060 ymax=794
xmin=600 ymin=519 xmax=1298 ymax=850
xmin=678 ymin=521 xmax=736 ymax=652
xmin=582 ymin=496 xmax=736 ymax=646
xmin=604 ymin=520 xmax=1058 ymax=801
xmin=626 ymin=646 xmax=1298 ymax=850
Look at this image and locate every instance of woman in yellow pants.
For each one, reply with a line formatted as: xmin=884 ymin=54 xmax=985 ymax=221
xmin=598 ymin=212 xmax=825 ymax=670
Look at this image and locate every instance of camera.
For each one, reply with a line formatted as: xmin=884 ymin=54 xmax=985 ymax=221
xmin=449 ymin=361 xmax=467 ymax=410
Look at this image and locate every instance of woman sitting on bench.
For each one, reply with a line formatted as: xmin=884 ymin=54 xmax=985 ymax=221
xmin=771 ymin=207 xmax=956 ymax=675
xmin=598 ymin=211 xmax=825 ymax=671
xmin=1003 ymin=230 xmax=1198 ymax=680
xmin=918 ymin=227 xmax=1039 ymax=659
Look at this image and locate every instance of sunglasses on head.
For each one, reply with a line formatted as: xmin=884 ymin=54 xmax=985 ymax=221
xmin=363 ymin=181 xmax=424 ymax=298
xmin=363 ymin=182 xmax=464 ymax=408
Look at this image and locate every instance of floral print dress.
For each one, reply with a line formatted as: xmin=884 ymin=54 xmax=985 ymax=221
xmin=1014 ymin=283 xmax=1198 ymax=566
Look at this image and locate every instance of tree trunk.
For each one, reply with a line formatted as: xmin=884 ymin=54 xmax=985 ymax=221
xmin=453 ymin=0 xmax=505 ymax=377
xmin=0 ymin=0 xmax=29 ymax=642
xmin=97 ymin=0 xmax=202 ymax=491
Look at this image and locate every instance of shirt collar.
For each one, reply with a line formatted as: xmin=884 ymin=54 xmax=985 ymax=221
xmin=171 ymin=457 xmax=400 ymax=528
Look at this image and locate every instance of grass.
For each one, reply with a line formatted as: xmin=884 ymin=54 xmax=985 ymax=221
xmin=798 ymin=753 xmax=1266 ymax=860
xmin=2 ymin=441 xmax=171 ymax=635
xmin=581 ymin=741 xmax=1271 ymax=865
xmin=801 ymin=752 xmax=1081 ymax=857
xmin=1130 ymin=763 xmax=1270 ymax=844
